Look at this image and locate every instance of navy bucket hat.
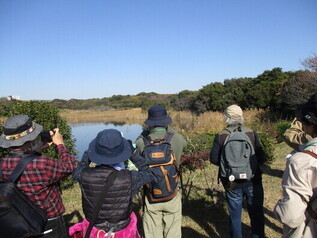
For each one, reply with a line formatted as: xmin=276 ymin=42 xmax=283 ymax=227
xmin=295 ymin=93 xmax=317 ymax=126
xmin=87 ymin=129 xmax=132 ymax=165
xmin=144 ymin=105 xmax=172 ymax=127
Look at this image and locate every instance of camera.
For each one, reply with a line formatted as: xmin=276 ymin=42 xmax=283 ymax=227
xmin=40 ymin=130 xmax=53 ymax=143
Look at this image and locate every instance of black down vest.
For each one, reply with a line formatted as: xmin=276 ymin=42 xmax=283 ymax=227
xmin=80 ymin=165 xmax=132 ymax=224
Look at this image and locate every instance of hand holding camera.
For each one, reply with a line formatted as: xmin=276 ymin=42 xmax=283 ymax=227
xmin=40 ymin=128 xmax=64 ymax=146
xmin=51 ymin=129 xmax=64 ymax=146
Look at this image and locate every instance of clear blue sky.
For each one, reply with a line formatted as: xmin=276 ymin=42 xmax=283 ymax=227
xmin=1 ymin=0 xmax=316 ymax=100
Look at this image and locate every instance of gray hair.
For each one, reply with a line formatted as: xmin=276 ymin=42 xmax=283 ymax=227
xmin=225 ymin=115 xmax=244 ymax=126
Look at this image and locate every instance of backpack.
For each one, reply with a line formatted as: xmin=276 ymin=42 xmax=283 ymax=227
xmin=142 ymin=132 xmax=179 ymax=202
xmin=220 ymin=126 xmax=257 ymax=182
xmin=0 ymin=154 xmax=47 ymax=238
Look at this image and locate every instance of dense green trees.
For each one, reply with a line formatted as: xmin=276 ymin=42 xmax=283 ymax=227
xmin=245 ymin=68 xmax=294 ymax=110
xmin=46 ymin=65 xmax=316 ymax=118
xmin=190 ymin=68 xmax=297 ymax=115
xmin=0 ymin=101 xmax=76 ymax=158
xmin=278 ymin=70 xmax=317 ymax=116
xmin=170 ymin=90 xmax=198 ymax=111
xmin=50 ymin=92 xmax=172 ymax=111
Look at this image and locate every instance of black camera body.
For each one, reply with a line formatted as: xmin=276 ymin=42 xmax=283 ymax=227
xmin=40 ymin=130 xmax=53 ymax=143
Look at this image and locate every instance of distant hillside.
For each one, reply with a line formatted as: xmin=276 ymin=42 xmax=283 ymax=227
xmin=50 ymin=92 xmax=175 ymax=110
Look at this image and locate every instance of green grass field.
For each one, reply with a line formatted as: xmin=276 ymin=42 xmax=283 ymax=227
xmin=62 ymin=141 xmax=291 ymax=238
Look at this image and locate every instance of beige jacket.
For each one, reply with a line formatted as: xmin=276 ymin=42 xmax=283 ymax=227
xmin=284 ymin=118 xmax=312 ymax=151
xmin=274 ymin=138 xmax=317 ymax=237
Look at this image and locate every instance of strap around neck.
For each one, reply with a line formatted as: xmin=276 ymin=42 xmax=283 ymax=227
xmin=302 ymin=150 xmax=317 ymax=159
xmin=303 ymin=142 xmax=317 ymax=150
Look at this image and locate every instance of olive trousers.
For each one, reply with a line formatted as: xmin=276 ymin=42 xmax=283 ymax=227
xmin=143 ymin=191 xmax=182 ymax=238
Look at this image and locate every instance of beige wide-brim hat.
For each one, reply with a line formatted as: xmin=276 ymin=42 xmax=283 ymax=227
xmin=0 ymin=115 xmax=43 ymax=148
xmin=224 ymin=104 xmax=243 ymax=120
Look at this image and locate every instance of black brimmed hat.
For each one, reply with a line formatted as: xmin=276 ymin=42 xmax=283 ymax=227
xmin=0 ymin=115 xmax=43 ymax=148
xmin=295 ymin=93 xmax=317 ymax=126
xmin=144 ymin=105 xmax=172 ymax=127
xmin=87 ymin=129 xmax=132 ymax=165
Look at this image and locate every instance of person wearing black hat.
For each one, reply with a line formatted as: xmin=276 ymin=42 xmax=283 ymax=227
xmin=135 ymin=105 xmax=187 ymax=238
xmin=0 ymin=115 xmax=76 ymax=237
xmin=71 ymin=128 xmax=158 ymax=238
xmin=274 ymin=98 xmax=317 ymax=237
xmin=284 ymin=93 xmax=317 ymax=151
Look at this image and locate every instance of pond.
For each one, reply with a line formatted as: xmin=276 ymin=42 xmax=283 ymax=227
xmin=70 ymin=123 xmax=143 ymax=160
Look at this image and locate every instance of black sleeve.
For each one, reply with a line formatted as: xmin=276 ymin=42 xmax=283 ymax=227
xmin=130 ymin=151 xmax=147 ymax=170
xmin=72 ymin=151 xmax=90 ymax=182
xmin=210 ymin=134 xmax=222 ymax=166
xmin=253 ymin=132 xmax=265 ymax=165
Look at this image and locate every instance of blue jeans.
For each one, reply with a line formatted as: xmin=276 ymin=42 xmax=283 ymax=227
xmin=225 ymin=183 xmax=265 ymax=238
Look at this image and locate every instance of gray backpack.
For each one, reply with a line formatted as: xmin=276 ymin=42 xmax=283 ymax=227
xmin=220 ymin=126 xmax=257 ymax=181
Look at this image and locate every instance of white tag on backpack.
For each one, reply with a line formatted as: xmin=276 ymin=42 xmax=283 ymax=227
xmin=239 ymin=173 xmax=247 ymax=179
xmin=229 ymin=175 xmax=235 ymax=181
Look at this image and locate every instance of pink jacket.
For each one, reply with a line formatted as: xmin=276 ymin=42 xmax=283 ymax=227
xmin=69 ymin=212 xmax=140 ymax=238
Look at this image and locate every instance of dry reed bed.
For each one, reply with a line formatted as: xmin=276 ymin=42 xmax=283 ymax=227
xmin=61 ymin=108 xmax=265 ymax=133
xmin=60 ymin=108 xmax=146 ymax=124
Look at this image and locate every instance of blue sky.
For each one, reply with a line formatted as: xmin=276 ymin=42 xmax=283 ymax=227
xmin=0 ymin=0 xmax=316 ymax=100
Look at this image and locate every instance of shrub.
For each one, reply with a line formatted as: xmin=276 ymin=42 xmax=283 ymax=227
xmin=257 ymin=132 xmax=275 ymax=164
xmin=0 ymin=101 xmax=76 ymax=189
xmin=181 ymin=151 xmax=209 ymax=171
xmin=180 ymin=131 xmax=214 ymax=171
xmin=183 ymin=131 xmax=215 ymax=154
xmin=275 ymin=121 xmax=291 ymax=143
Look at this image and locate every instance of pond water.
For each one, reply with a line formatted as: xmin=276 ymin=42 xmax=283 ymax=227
xmin=70 ymin=123 xmax=143 ymax=160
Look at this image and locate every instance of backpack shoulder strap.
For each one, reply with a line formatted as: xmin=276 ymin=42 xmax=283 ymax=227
xmin=8 ymin=154 xmax=38 ymax=183
xmin=239 ymin=126 xmax=254 ymax=141
xmin=302 ymin=150 xmax=317 ymax=159
xmin=239 ymin=126 xmax=247 ymax=132
xmin=164 ymin=132 xmax=174 ymax=144
xmin=224 ymin=127 xmax=234 ymax=134
xmin=0 ymin=158 xmax=3 ymax=182
xmin=307 ymin=198 xmax=317 ymax=223
xmin=142 ymin=135 xmax=152 ymax=146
